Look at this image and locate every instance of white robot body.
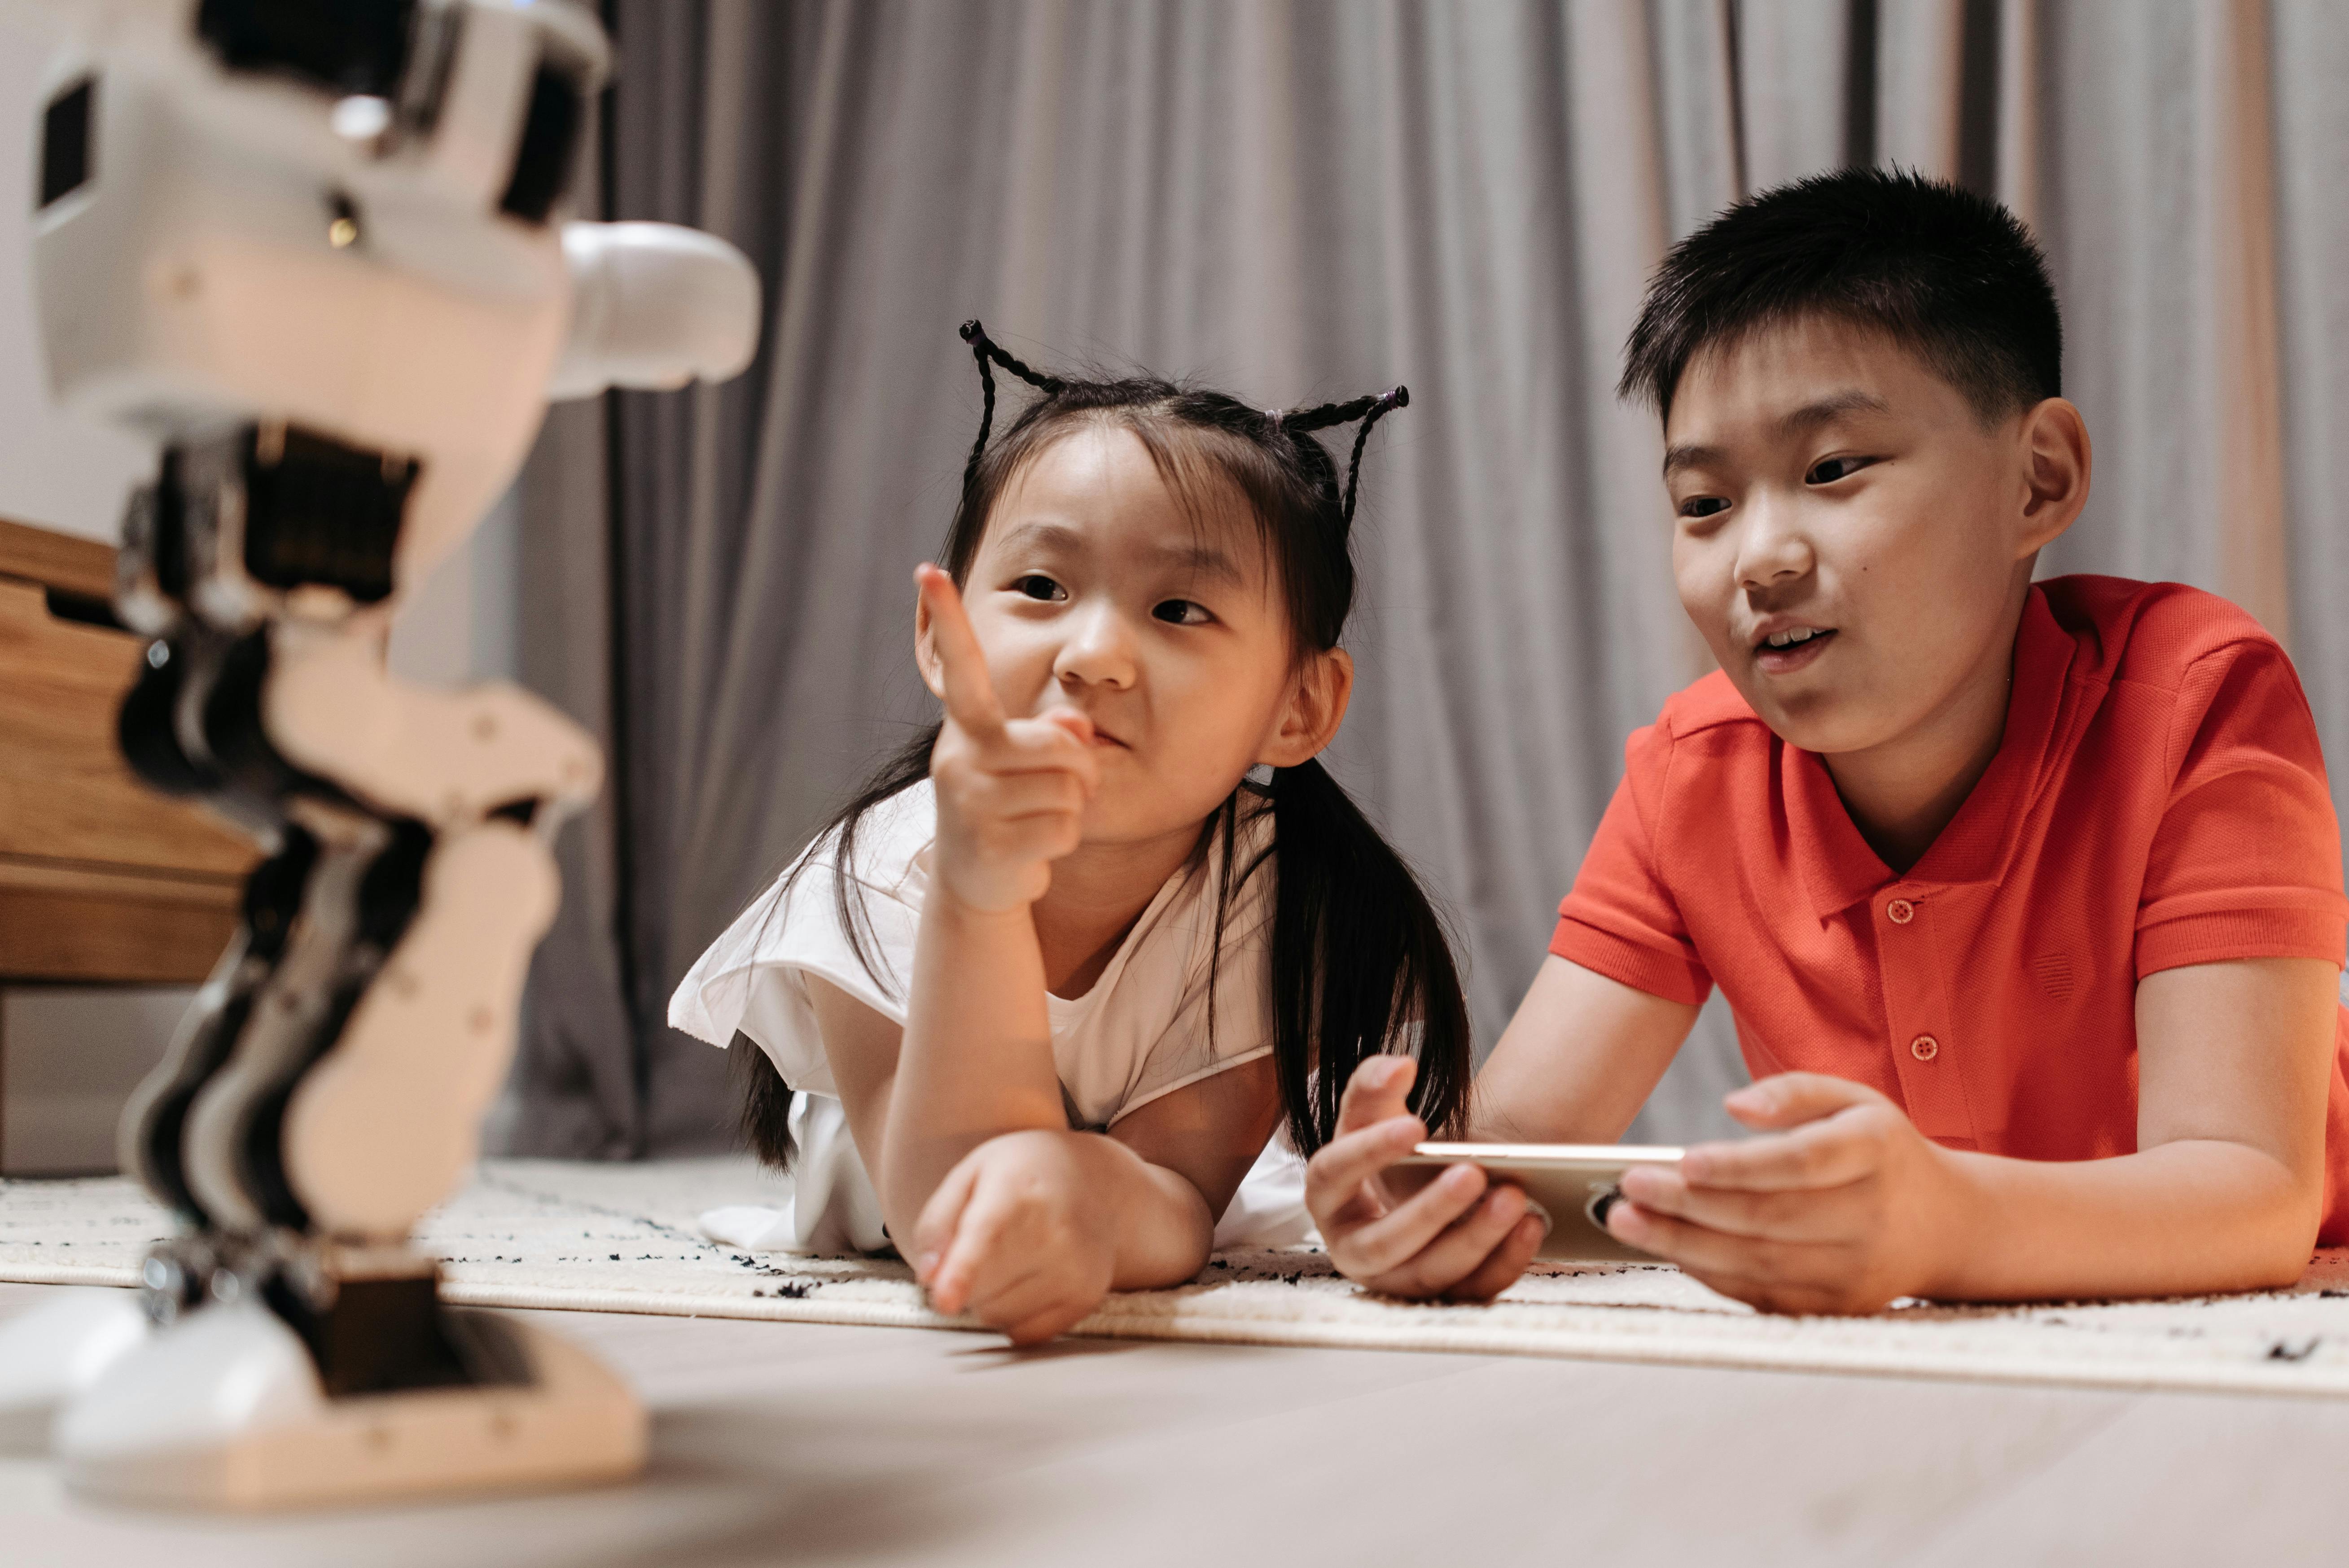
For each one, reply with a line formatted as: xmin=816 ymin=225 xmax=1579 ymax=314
xmin=0 ymin=0 xmax=763 ymax=1509
xmin=35 ymin=0 xmax=599 ymax=596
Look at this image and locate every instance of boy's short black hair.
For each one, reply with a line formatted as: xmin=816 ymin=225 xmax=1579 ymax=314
xmin=1621 ymin=167 xmax=2062 ymax=425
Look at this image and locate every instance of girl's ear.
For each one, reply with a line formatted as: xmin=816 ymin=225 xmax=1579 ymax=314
xmin=1260 ymin=648 xmax=1354 ymax=770
xmin=912 ymin=581 xmax=943 ymax=697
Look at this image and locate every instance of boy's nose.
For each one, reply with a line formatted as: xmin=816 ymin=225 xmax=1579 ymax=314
xmin=1053 ymin=603 xmax=1138 ymax=690
xmin=1734 ymin=495 xmax=1816 ymax=590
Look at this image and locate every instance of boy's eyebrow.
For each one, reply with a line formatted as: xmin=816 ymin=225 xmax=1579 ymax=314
xmin=1661 ymin=442 xmax=1727 ymax=480
xmin=1660 ymin=389 xmax=1895 ymax=480
xmin=1776 ymin=388 xmax=1893 ymax=435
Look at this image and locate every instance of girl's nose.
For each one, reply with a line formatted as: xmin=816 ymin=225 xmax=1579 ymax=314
xmin=1054 ymin=600 xmax=1138 ymax=691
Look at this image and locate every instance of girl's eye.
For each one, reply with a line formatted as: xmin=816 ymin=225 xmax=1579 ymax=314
xmin=1012 ymin=574 xmax=1065 ymax=602
xmin=1806 ymin=455 xmax=1876 ymax=486
xmin=1678 ymin=496 xmax=1730 ymax=519
xmin=1153 ymin=599 xmax=1212 ymax=626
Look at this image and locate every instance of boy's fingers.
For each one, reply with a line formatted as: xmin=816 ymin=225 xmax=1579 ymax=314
xmin=1722 ymin=1072 xmax=1885 ymax=1131
xmin=1616 ymin=1165 xmax=1877 ymax=1242
xmin=916 ymin=565 xmax=1007 ymax=737
xmin=1677 ymin=1113 xmax=1882 ymax=1191
xmin=1608 ymin=1200 xmax=1841 ymax=1288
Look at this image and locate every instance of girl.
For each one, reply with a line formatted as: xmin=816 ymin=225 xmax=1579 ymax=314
xmin=671 ymin=322 xmax=1473 ymax=1343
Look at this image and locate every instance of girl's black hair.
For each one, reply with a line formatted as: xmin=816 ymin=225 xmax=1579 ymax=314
xmin=737 ymin=321 xmax=1470 ymax=1167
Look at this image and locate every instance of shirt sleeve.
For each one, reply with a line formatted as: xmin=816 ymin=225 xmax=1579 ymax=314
xmin=2135 ymin=638 xmax=2349 ymax=978
xmin=666 ymin=833 xmax=921 ymax=1095
xmin=1549 ymin=726 xmax=1714 ymax=1006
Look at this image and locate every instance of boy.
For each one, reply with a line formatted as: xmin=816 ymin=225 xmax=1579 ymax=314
xmin=1307 ymin=169 xmax=2349 ymax=1314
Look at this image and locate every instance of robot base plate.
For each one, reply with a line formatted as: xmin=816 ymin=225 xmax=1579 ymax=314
xmin=58 ymin=1301 xmax=645 ymax=1511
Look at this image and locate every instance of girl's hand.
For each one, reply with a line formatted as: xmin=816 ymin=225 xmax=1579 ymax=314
xmin=1305 ymin=1056 xmax=1547 ymax=1301
xmin=916 ymin=564 xmax=1100 ymax=911
xmin=1606 ymin=1073 xmax=1973 ymax=1314
xmin=911 ymin=1128 xmax=1121 ymax=1344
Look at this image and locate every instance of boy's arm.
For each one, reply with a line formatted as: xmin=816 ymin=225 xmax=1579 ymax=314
xmin=1608 ymin=956 xmax=2338 ymax=1310
xmin=1305 ymin=955 xmax=1700 ymax=1298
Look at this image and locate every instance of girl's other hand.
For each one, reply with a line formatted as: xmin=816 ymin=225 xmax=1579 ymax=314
xmin=1305 ymin=1056 xmax=1546 ymax=1301
xmin=917 ymin=564 xmax=1101 ymax=911
xmin=911 ymin=1128 xmax=1121 ymax=1344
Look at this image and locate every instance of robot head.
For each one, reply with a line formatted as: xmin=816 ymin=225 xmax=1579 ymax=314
xmin=30 ymin=0 xmax=612 ymax=625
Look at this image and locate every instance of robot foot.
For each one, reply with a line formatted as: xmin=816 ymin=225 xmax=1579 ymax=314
xmin=54 ymin=1264 xmax=644 ymax=1511
xmin=0 ymin=1289 xmax=153 ymax=1449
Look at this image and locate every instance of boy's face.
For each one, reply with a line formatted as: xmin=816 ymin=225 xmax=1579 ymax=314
xmin=1662 ymin=315 xmax=2063 ymax=760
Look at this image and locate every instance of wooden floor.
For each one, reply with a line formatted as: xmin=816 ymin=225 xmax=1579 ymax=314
xmin=4 ymin=1280 xmax=2345 ymax=1567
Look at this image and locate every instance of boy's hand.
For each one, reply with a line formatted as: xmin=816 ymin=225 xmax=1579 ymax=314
xmin=1305 ymin=1056 xmax=1547 ymax=1301
xmin=916 ymin=564 xmax=1100 ymax=912
xmin=911 ymin=1128 xmax=1120 ymax=1345
xmin=1606 ymin=1073 xmax=1972 ymax=1314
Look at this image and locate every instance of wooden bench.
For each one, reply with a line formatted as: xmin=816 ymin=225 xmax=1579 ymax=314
xmin=0 ymin=515 xmax=258 ymax=985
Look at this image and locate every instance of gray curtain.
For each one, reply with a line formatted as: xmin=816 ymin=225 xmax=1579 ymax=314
xmin=493 ymin=0 xmax=2349 ymax=1157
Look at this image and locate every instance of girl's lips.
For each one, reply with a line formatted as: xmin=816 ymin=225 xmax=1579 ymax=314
xmin=1753 ymin=628 xmax=1836 ymax=675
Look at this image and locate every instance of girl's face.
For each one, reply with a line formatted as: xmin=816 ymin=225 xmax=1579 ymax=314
xmin=920 ymin=423 xmax=1349 ymax=850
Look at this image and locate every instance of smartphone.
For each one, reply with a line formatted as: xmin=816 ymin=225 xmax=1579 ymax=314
xmin=1398 ymin=1142 xmax=1685 ymax=1262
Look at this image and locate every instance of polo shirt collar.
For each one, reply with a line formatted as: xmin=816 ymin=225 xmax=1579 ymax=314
xmin=1788 ymin=587 xmax=2076 ymax=918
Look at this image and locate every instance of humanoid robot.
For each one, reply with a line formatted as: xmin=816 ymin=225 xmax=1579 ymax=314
xmin=0 ymin=0 xmax=760 ymax=1508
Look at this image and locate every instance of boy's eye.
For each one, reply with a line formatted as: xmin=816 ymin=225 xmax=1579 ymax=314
xmin=1806 ymin=455 xmax=1876 ymax=485
xmin=1678 ymin=496 xmax=1730 ymax=519
xmin=1012 ymin=574 xmax=1065 ymax=602
xmin=1153 ymin=599 xmax=1212 ymax=626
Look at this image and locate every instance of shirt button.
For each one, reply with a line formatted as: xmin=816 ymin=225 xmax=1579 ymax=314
xmin=1887 ymin=898 xmax=1916 ymax=925
xmin=1911 ymin=1034 xmax=1940 ymax=1062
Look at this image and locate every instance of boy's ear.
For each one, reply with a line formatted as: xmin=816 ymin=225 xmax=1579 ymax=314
xmin=1260 ymin=648 xmax=1354 ymax=770
xmin=2015 ymin=396 xmax=2092 ymax=557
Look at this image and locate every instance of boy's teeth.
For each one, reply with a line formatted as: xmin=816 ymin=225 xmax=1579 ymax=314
xmin=1766 ymin=627 xmax=1821 ymax=648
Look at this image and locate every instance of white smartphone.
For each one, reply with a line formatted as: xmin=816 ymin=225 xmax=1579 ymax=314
xmin=1398 ymin=1142 xmax=1685 ymax=1262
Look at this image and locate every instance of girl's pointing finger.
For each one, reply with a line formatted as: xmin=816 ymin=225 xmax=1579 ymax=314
xmin=916 ymin=564 xmax=1007 ymax=738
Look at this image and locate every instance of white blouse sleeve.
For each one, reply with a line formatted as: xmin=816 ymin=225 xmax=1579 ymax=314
xmin=666 ymin=787 xmax=930 ymax=1094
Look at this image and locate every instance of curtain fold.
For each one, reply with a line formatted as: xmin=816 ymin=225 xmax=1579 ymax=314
xmin=498 ymin=0 xmax=2349 ymax=1156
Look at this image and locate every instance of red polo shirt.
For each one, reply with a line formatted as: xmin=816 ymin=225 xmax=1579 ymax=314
xmin=1551 ymin=576 xmax=2349 ymax=1241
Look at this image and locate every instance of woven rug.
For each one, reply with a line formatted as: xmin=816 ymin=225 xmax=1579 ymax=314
xmin=8 ymin=1157 xmax=2349 ymax=1399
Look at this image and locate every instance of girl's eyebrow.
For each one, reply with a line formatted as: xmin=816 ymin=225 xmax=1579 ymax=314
xmin=992 ymin=518 xmax=1088 ymax=556
xmin=994 ymin=518 xmax=1245 ymax=586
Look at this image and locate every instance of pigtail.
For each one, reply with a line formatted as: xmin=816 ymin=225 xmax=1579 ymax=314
xmin=960 ymin=319 xmax=1066 ymax=494
xmin=1283 ymin=386 xmax=1409 ymax=529
xmin=1267 ymin=757 xmax=1470 ymax=1154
